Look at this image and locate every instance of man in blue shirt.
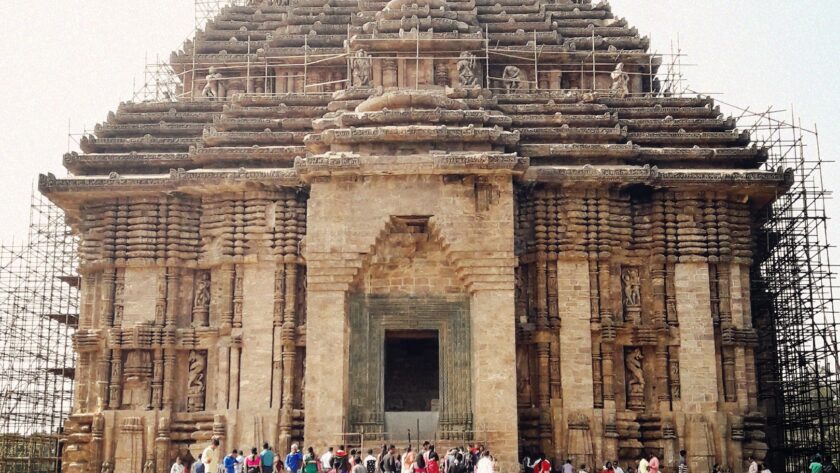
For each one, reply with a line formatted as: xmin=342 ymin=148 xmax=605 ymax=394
xmin=225 ymin=450 xmax=240 ymax=473
xmin=261 ymin=443 xmax=275 ymax=473
xmin=286 ymin=444 xmax=303 ymax=473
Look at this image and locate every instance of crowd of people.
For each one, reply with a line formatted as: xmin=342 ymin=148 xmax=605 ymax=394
xmin=174 ymin=440 xmax=496 ymax=473
xmin=170 ymin=441 xmax=839 ymax=473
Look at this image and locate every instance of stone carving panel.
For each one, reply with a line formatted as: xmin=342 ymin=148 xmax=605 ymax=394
xmin=625 ymin=347 xmax=645 ymax=411
xmin=187 ymin=350 xmax=207 ymax=412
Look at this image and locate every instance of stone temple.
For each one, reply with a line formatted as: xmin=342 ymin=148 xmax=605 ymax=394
xmin=41 ymin=1 xmax=789 ymax=472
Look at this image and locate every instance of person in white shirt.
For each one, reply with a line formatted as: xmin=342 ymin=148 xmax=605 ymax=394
xmin=476 ymin=451 xmax=493 ymax=473
xmin=171 ymin=457 xmax=186 ymax=473
xmin=235 ymin=450 xmax=245 ymax=473
xmin=321 ymin=447 xmax=334 ymax=472
xmin=614 ymin=462 xmax=625 ymax=473
xmin=203 ymin=439 xmax=221 ymax=473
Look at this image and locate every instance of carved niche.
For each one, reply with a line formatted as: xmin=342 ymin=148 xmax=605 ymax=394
xmin=351 ymin=50 xmax=373 ymax=87
xmin=625 ymin=347 xmax=645 ymax=411
xmin=187 ymin=350 xmax=208 ymax=412
xmin=122 ymin=350 xmax=152 ymax=409
xmin=457 ymin=52 xmax=480 ymax=88
xmin=192 ymin=271 xmax=211 ymax=326
xmin=621 ymin=266 xmax=641 ymax=324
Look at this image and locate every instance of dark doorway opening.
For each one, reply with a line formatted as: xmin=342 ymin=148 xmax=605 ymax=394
xmin=384 ymin=330 xmax=439 ymax=411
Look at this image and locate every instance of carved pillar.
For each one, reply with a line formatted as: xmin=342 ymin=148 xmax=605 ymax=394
xmin=279 ymin=263 xmax=298 ymax=454
xmin=229 ymin=338 xmax=241 ymax=409
xmin=155 ymin=417 xmax=171 ymax=473
xmin=102 ymin=268 xmax=116 ymax=327
xmin=151 ymin=349 xmax=163 ymax=409
xmin=434 ymin=62 xmax=448 ymax=86
xmin=656 ymin=346 xmax=670 ymax=409
xmin=602 ymin=342 xmax=615 ymax=402
xmin=592 ymin=342 xmax=604 ymax=408
xmin=534 ymin=194 xmax=549 ymax=328
xmin=114 ymin=269 xmax=125 ymax=326
xmin=272 ymin=265 xmax=286 ymax=408
xmin=91 ymin=413 xmax=105 ymax=473
xmin=549 ymin=340 xmax=561 ymax=400
xmin=668 ymin=346 xmax=681 ymax=402
xmin=220 ymin=264 xmax=235 ymax=330
xmin=96 ymin=349 xmax=111 ymax=411
xmin=108 ymin=348 xmax=123 ymax=409
xmin=155 ymin=268 xmax=167 ymax=326
xmin=536 ymin=342 xmax=550 ymax=408
xmin=233 ymin=264 xmax=244 ymax=328
xmin=162 ymin=350 xmax=176 ymax=409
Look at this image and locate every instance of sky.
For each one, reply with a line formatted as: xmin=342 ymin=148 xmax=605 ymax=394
xmin=0 ymin=1 xmax=838 ymax=248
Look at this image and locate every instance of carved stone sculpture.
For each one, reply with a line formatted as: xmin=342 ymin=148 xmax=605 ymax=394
xmin=351 ymin=50 xmax=373 ymax=87
xmin=611 ymin=63 xmax=630 ymax=98
xmin=625 ymin=347 xmax=645 ymax=410
xmin=502 ymin=66 xmax=526 ymax=93
xmin=187 ymin=350 xmax=207 ymax=412
xmin=143 ymin=460 xmax=155 ymax=473
xmin=621 ymin=267 xmax=641 ymax=323
xmin=193 ymin=271 xmax=211 ymax=326
xmin=100 ymin=461 xmax=113 ymax=473
xmin=202 ymin=67 xmax=225 ymax=100
xmin=457 ymin=52 xmax=480 ymax=88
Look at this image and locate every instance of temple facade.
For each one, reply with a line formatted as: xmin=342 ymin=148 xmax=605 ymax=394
xmin=42 ymin=1 xmax=787 ymax=472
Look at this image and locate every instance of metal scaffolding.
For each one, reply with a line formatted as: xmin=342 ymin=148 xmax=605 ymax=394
xmin=720 ymin=100 xmax=840 ymax=471
xmin=0 ymin=192 xmax=78 ymax=473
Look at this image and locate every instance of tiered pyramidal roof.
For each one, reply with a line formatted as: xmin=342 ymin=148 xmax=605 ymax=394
xmin=44 ymin=0 xmax=789 ymax=216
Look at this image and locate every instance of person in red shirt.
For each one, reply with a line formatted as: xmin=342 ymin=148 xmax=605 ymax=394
xmin=534 ymin=454 xmax=551 ymax=473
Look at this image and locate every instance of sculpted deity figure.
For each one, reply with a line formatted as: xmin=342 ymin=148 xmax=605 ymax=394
xmin=187 ymin=351 xmax=207 ymax=412
xmin=611 ymin=62 xmax=630 ymax=98
xmin=502 ymin=66 xmax=526 ymax=93
xmin=143 ymin=460 xmax=155 ymax=473
xmin=621 ymin=267 xmax=641 ymax=307
xmin=351 ymin=50 xmax=373 ymax=87
xmin=202 ymin=67 xmax=225 ymax=100
xmin=626 ymin=348 xmax=645 ymax=393
xmin=101 ymin=462 xmax=113 ymax=473
xmin=194 ymin=272 xmax=211 ymax=310
xmin=457 ymin=52 xmax=480 ymax=87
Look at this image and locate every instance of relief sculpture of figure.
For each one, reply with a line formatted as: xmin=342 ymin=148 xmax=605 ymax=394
xmin=611 ymin=62 xmax=630 ymax=98
xmin=457 ymin=52 xmax=480 ymax=87
xmin=143 ymin=460 xmax=154 ymax=473
xmin=502 ymin=66 xmax=526 ymax=93
xmin=351 ymin=50 xmax=373 ymax=87
xmin=194 ymin=272 xmax=211 ymax=310
xmin=100 ymin=462 xmax=113 ymax=473
xmin=622 ymin=267 xmax=641 ymax=307
xmin=187 ymin=351 xmax=206 ymax=412
xmin=626 ymin=348 xmax=645 ymax=393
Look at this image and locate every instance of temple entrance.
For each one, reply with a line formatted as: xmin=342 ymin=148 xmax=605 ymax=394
xmin=384 ymin=330 xmax=440 ymax=411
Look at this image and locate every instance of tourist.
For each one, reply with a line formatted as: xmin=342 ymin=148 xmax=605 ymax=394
xmin=353 ymin=456 xmax=368 ymax=473
xmin=413 ymin=452 xmax=427 ymax=473
xmin=350 ymin=450 xmax=358 ymax=467
xmin=426 ymin=451 xmax=440 ymax=473
xmin=171 ymin=456 xmax=186 ymax=473
xmin=235 ymin=451 xmax=246 ymax=473
xmin=648 ymin=454 xmax=659 ymax=473
xmin=614 ymin=461 xmax=624 ymax=473
xmin=402 ymin=447 xmax=415 ymax=473
xmin=383 ymin=445 xmax=398 ymax=473
xmin=377 ymin=445 xmax=388 ymax=473
xmin=322 ymin=447 xmax=335 ymax=472
xmin=562 ymin=460 xmax=574 ymax=473
xmin=824 ymin=455 xmax=838 ymax=473
xmin=334 ymin=446 xmax=350 ymax=473
xmin=811 ymin=455 xmax=825 ymax=473
xmin=578 ymin=465 xmax=588 ymax=473
xmin=476 ymin=451 xmax=493 ymax=473
xmin=203 ymin=439 xmax=221 ymax=473
xmin=195 ymin=454 xmax=205 ymax=473
xmin=246 ymin=448 xmax=263 ymax=473
xmin=677 ymin=451 xmax=687 ymax=473
xmin=534 ymin=453 xmax=551 ymax=473
xmin=603 ymin=462 xmax=615 ymax=473
xmin=225 ymin=450 xmax=240 ymax=473
xmin=637 ymin=455 xmax=649 ymax=473
xmin=304 ymin=447 xmax=319 ymax=473
xmin=261 ymin=444 xmax=276 ymax=473
xmin=286 ymin=444 xmax=304 ymax=473
xmin=364 ymin=449 xmax=377 ymax=473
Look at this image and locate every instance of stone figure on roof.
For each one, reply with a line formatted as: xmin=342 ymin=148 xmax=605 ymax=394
xmin=351 ymin=50 xmax=373 ymax=87
xmin=202 ymin=67 xmax=225 ymax=101
xmin=611 ymin=62 xmax=630 ymax=98
xmin=457 ymin=52 xmax=480 ymax=88
xmin=502 ymin=66 xmax=526 ymax=93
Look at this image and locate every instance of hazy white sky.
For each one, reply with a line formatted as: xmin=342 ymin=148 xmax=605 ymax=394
xmin=0 ymin=1 xmax=838 ymax=247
